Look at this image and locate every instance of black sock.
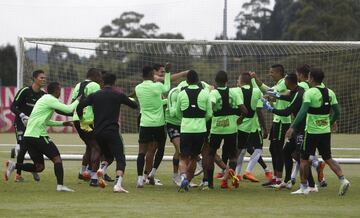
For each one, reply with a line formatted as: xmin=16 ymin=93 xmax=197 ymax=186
xmin=308 ymin=167 xmax=315 ymax=187
xmin=173 ymin=158 xmax=179 ymax=167
xmin=17 ymin=163 xmax=37 ymax=172
xmin=137 ymin=153 xmax=145 ymax=176
xmin=154 ymin=145 xmax=165 ymax=169
xmin=54 ymin=163 xmax=64 ymax=185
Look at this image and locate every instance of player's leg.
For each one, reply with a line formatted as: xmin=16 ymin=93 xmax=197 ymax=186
xmin=137 ymin=127 xmax=153 ymax=187
xmin=207 ymin=134 xmax=222 ymax=189
xmin=282 ymin=138 xmax=296 ymax=186
xmin=73 ymin=121 xmax=91 ymax=180
xmin=244 ymin=131 xmax=263 ymax=183
xmin=178 ymin=134 xmax=191 ymax=192
xmin=220 ymin=133 xmax=238 ymax=188
xmin=235 ymin=131 xmax=249 ymax=178
xmin=187 ymin=133 xmax=206 ymax=183
xmin=148 ymin=126 xmax=167 ymax=185
xmin=167 ymin=123 xmax=181 ymax=185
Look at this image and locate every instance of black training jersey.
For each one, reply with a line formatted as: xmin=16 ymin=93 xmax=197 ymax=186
xmin=76 ymin=87 xmax=138 ymax=135
xmin=10 ymin=86 xmax=46 ymax=123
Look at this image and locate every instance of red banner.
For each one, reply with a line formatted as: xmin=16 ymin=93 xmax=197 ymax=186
xmin=0 ymin=86 xmax=76 ymax=133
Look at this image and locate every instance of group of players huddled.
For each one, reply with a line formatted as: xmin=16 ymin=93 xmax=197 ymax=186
xmin=4 ymin=63 xmax=350 ymax=196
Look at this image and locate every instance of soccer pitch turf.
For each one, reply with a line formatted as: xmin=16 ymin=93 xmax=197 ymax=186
xmin=0 ymin=133 xmax=360 ymax=217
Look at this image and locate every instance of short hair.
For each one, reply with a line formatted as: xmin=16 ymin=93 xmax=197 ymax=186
xmin=102 ymin=73 xmax=116 ymax=85
xmin=309 ymin=68 xmax=325 ymax=83
xmin=86 ymin=68 xmax=100 ymax=79
xmin=142 ymin=65 xmax=154 ymax=78
xmin=215 ymin=71 xmax=228 ymax=84
xmin=186 ymin=70 xmax=199 ymax=84
xmin=296 ymin=64 xmax=310 ymax=77
xmin=271 ymin=64 xmax=285 ymax=76
xmin=285 ymin=73 xmax=298 ymax=85
xmin=32 ymin=69 xmax=44 ymax=78
xmin=153 ymin=63 xmax=164 ymax=71
xmin=240 ymin=72 xmax=252 ymax=84
xmin=47 ymin=82 xmax=60 ymax=94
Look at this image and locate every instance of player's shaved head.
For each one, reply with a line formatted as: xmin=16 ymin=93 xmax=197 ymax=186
xmin=187 ymin=70 xmax=199 ymax=85
xmin=240 ymin=72 xmax=252 ymax=85
xmin=142 ymin=65 xmax=154 ymax=79
xmin=103 ymin=73 xmax=116 ymax=86
xmin=309 ymin=68 xmax=325 ymax=84
xmin=271 ymin=64 xmax=285 ymax=77
xmin=285 ymin=73 xmax=298 ymax=85
xmin=87 ymin=68 xmax=101 ymax=79
xmin=215 ymin=70 xmax=228 ymax=85
xmin=296 ymin=64 xmax=310 ymax=78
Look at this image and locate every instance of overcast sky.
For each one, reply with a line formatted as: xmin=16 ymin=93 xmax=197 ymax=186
xmin=0 ymin=0 xmax=259 ymax=46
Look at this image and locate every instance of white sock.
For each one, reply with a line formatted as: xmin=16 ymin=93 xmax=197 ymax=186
xmin=180 ymin=173 xmax=187 ymax=181
xmin=137 ymin=175 xmax=143 ymax=183
xmin=79 ymin=165 xmax=86 ymax=174
xmin=149 ymin=168 xmax=157 ymax=178
xmin=101 ymin=164 xmax=108 ymax=175
xmin=291 ymin=162 xmax=300 ymax=180
xmin=246 ymin=149 xmax=262 ymax=173
xmin=116 ymin=176 xmax=123 ymax=187
xmin=276 ymin=177 xmax=282 ymax=182
xmin=311 ymin=155 xmax=319 ymax=168
xmin=235 ymin=149 xmax=246 ymax=176
xmin=91 ymin=171 xmax=97 ymax=179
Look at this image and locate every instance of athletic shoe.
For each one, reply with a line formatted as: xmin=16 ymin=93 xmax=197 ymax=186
xmin=320 ymin=179 xmax=328 ymax=187
xmin=194 ymin=159 xmax=203 ymax=176
xmin=309 ymin=185 xmax=318 ymax=193
xmin=199 ymin=181 xmax=211 ymax=191
xmin=220 ymin=180 xmax=229 ymax=189
xmin=113 ymin=185 xmax=129 ymax=193
xmin=262 ymin=179 xmax=276 ymax=187
xmin=339 ymin=179 xmax=350 ymax=196
xmin=96 ymin=169 xmax=103 ymax=178
xmin=14 ymin=174 xmax=24 ymax=183
xmin=265 ymin=171 xmax=273 ymax=181
xmin=4 ymin=160 xmax=16 ymax=181
xmin=189 ymin=182 xmax=199 ymax=188
xmin=317 ymin=161 xmax=326 ymax=182
xmin=291 ymin=178 xmax=296 ymax=185
xmin=215 ymin=172 xmax=224 ymax=179
xmin=243 ymin=172 xmax=259 ymax=182
xmin=98 ymin=178 xmax=107 ymax=188
xmin=178 ymin=179 xmax=189 ymax=192
xmin=56 ymin=185 xmax=74 ymax=192
xmin=89 ymin=179 xmax=99 ymax=187
xmin=32 ymin=172 xmax=40 ymax=182
xmin=269 ymin=180 xmax=282 ymax=188
xmin=137 ymin=176 xmax=144 ymax=188
xmin=147 ymin=176 xmax=155 ymax=185
xmin=82 ymin=171 xmax=91 ymax=181
xmin=291 ymin=187 xmax=310 ymax=195
xmin=276 ymin=181 xmax=292 ymax=190
xmin=228 ymin=169 xmax=240 ymax=188
xmin=104 ymin=174 xmax=114 ymax=182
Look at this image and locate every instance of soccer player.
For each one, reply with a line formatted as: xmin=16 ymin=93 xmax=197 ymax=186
xmin=176 ymin=70 xmax=212 ymax=192
xmin=207 ymin=71 xmax=247 ymax=189
xmin=77 ymin=73 xmax=138 ymax=193
xmin=9 ymin=70 xmax=46 ymax=182
xmin=71 ymin=68 xmax=104 ymax=184
xmin=286 ymin=69 xmax=350 ymax=195
xmin=235 ymin=72 xmax=269 ymax=183
xmin=251 ymin=65 xmax=291 ymax=186
xmin=262 ymin=73 xmax=318 ymax=191
xmin=5 ymin=82 xmax=79 ymax=192
xmin=135 ymin=65 xmax=170 ymax=187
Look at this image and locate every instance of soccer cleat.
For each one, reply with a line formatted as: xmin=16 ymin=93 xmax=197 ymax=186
xmin=104 ymin=174 xmax=114 ymax=182
xmin=32 ymin=172 xmax=40 ymax=182
xmin=269 ymin=180 xmax=282 ymax=188
xmin=317 ymin=161 xmax=326 ymax=182
xmin=178 ymin=179 xmax=190 ymax=192
xmin=14 ymin=174 xmax=24 ymax=183
xmin=56 ymin=185 xmax=75 ymax=192
xmin=82 ymin=171 xmax=91 ymax=181
xmin=309 ymin=185 xmax=318 ymax=193
xmin=4 ymin=160 xmax=16 ymax=181
xmin=291 ymin=187 xmax=310 ymax=195
xmin=228 ymin=169 xmax=240 ymax=188
xmin=215 ymin=172 xmax=225 ymax=179
xmin=220 ymin=180 xmax=229 ymax=189
xmin=147 ymin=176 xmax=155 ymax=185
xmin=262 ymin=179 xmax=275 ymax=187
xmin=89 ymin=179 xmax=99 ymax=187
xmin=319 ymin=179 xmax=328 ymax=187
xmin=291 ymin=178 xmax=296 ymax=185
xmin=194 ymin=160 xmax=203 ymax=176
xmin=96 ymin=169 xmax=103 ymax=178
xmin=113 ymin=185 xmax=129 ymax=193
xmin=137 ymin=176 xmax=144 ymax=188
xmin=243 ymin=172 xmax=259 ymax=182
xmin=265 ymin=171 xmax=273 ymax=181
xmin=339 ymin=179 xmax=350 ymax=196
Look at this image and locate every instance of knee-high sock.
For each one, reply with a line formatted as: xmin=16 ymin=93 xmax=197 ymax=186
xmin=137 ymin=153 xmax=145 ymax=176
xmin=54 ymin=163 xmax=64 ymax=185
xmin=291 ymin=161 xmax=300 ymax=180
xmin=235 ymin=149 xmax=246 ymax=176
xmin=246 ymin=149 xmax=262 ymax=173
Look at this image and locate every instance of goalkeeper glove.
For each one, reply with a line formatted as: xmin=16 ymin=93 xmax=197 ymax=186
xmin=80 ymin=120 xmax=94 ymax=132
xmin=261 ymin=98 xmax=273 ymax=112
xmin=266 ymin=89 xmax=281 ymax=98
xmin=19 ymin=113 xmax=29 ymax=127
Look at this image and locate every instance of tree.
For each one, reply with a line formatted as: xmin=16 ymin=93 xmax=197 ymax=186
xmin=0 ymin=45 xmax=17 ymax=86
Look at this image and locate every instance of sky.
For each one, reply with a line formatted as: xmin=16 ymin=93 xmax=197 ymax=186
xmin=0 ymin=0 xmax=255 ymax=46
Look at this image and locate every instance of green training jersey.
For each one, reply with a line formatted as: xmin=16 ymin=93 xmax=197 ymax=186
xmin=24 ymin=94 xmax=79 ymax=137
xmin=72 ymin=80 xmax=100 ymax=122
xmin=176 ymin=85 xmax=212 ymax=133
xmin=135 ymin=73 xmax=170 ymax=127
xmin=177 ymin=80 xmax=211 ymax=93
xmin=165 ymin=87 xmax=181 ymax=126
xmin=272 ymin=78 xmax=291 ymax=123
xmin=235 ymin=85 xmax=263 ymax=133
xmin=210 ymin=87 xmax=242 ymax=134
xmin=303 ymin=84 xmax=338 ymax=134
xmin=298 ymin=81 xmax=310 ymax=91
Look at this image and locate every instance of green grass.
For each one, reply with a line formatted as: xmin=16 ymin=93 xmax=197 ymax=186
xmin=0 ymin=133 xmax=360 ymax=217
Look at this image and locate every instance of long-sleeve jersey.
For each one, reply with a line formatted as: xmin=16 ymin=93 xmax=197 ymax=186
xmin=76 ymin=87 xmax=138 ymax=135
xmin=24 ymin=94 xmax=79 ymax=138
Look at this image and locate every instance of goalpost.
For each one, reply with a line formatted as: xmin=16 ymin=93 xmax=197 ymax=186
xmin=16 ymin=37 xmax=360 ymax=161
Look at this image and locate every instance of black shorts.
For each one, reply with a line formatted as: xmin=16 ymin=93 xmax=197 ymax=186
xmin=269 ymin=122 xmax=290 ymax=143
xmin=180 ymin=133 xmax=206 ymax=157
xmin=238 ymin=130 xmax=263 ymax=149
xmin=74 ymin=121 xmax=94 ymax=145
xmin=24 ymin=136 xmax=60 ymax=165
xmin=138 ymin=126 xmax=166 ymax=144
xmin=166 ymin=123 xmax=181 ymax=141
xmin=210 ymin=133 xmax=237 ymax=158
xmin=301 ymin=132 xmax=332 ymax=160
xmin=14 ymin=122 xmax=25 ymax=143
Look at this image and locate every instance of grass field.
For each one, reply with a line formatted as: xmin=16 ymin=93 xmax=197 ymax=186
xmin=1 ymin=133 xmax=360 ymax=217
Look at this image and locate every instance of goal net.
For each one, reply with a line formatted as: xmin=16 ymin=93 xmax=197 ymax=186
xmin=17 ymin=37 xmax=360 ymax=134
